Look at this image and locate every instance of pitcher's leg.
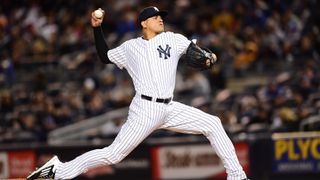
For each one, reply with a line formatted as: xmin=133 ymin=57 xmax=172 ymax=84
xmin=205 ymin=116 xmax=247 ymax=180
xmin=55 ymin=118 xmax=155 ymax=179
xmin=162 ymin=102 xmax=247 ymax=180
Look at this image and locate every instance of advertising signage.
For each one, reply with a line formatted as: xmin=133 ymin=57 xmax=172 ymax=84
xmin=151 ymin=142 xmax=249 ymax=180
xmin=272 ymin=132 xmax=320 ymax=173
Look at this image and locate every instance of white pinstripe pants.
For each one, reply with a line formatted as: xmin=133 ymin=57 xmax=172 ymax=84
xmin=55 ymin=95 xmax=246 ymax=180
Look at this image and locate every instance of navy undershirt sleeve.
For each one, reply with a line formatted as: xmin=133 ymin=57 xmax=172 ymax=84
xmin=93 ymin=26 xmax=112 ymax=64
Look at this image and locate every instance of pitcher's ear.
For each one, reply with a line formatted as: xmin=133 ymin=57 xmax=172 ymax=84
xmin=141 ymin=21 xmax=147 ymax=28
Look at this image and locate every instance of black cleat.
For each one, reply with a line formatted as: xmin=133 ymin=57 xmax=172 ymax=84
xmin=27 ymin=156 xmax=59 ymax=180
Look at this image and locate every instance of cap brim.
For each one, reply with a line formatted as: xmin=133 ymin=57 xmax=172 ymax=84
xmin=157 ymin=11 xmax=168 ymax=18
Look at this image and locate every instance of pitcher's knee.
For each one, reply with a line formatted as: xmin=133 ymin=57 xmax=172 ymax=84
xmin=211 ymin=115 xmax=222 ymax=124
xmin=108 ymin=154 xmax=125 ymax=164
xmin=203 ymin=116 xmax=224 ymax=135
xmin=102 ymin=147 xmax=126 ymax=164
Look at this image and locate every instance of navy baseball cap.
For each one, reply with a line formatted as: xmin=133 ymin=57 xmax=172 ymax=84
xmin=138 ymin=6 xmax=168 ymax=24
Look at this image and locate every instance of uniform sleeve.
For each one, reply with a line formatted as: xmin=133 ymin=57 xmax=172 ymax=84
xmin=107 ymin=42 xmax=127 ymax=69
xmin=174 ymin=33 xmax=192 ymax=56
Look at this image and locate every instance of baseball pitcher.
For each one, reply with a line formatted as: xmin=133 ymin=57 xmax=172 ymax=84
xmin=27 ymin=6 xmax=249 ymax=180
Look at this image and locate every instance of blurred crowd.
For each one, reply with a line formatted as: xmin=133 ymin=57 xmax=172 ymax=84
xmin=0 ymin=0 xmax=319 ymax=143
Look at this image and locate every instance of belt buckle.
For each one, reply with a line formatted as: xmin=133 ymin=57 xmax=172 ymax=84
xmin=163 ymin=98 xmax=171 ymax=104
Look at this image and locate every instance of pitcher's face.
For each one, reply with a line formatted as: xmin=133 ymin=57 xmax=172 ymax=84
xmin=142 ymin=15 xmax=164 ymax=34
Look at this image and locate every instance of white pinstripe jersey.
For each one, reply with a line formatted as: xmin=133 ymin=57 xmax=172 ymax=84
xmin=107 ymin=32 xmax=191 ymax=98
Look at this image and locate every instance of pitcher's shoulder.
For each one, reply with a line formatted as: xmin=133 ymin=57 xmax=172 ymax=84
xmin=160 ymin=31 xmax=186 ymax=40
xmin=159 ymin=31 xmax=175 ymax=37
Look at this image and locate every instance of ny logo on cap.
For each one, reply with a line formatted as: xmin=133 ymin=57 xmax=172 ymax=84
xmin=157 ymin=44 xmax=171 ymax=59
xmin=153 ymin=7 xmax=159 ymax=11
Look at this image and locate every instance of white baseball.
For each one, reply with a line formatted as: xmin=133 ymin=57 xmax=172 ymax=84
xmin=94 ymin=9 xmax=103 ymax=19
xmin=212 ymin=53 xmax=217 ymax=62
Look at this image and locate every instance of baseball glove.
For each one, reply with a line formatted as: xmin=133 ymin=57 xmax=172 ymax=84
xmin=185 ymin=42 xmax=217 ymax=70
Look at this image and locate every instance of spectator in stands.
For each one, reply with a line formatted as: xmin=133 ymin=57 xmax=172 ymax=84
xmin=0 ymin=90 xmax=14 ymax=115
xmin=85 ymin=90 xmax=107 ymax=117
xmin=17 ymin=111 xmax=43 ymax=141
xmin=234 ymin=41 xmax=259 ymax=76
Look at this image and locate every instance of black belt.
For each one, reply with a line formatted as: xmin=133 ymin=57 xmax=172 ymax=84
xmin=141 ymin=94 xmax=171 ymax=104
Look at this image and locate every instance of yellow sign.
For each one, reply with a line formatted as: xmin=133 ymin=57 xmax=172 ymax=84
xmin=275 ymin=138 xmax=320 ymax=160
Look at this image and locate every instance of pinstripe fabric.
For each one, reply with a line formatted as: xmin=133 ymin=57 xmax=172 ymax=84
xmin=108 ymin=32 xmax=190 ymax=98
xmin=54 ymin=31 xmax=247 ymax=180
xmin=56 ymin=96 xmax=165 ymax=179
xmin=161 ymin=101 xmax=247 ymax=180
xmin=55 ymin=97 xmax=246 ymax=180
